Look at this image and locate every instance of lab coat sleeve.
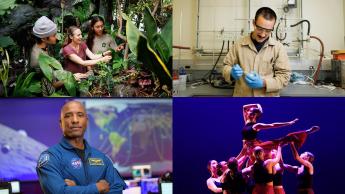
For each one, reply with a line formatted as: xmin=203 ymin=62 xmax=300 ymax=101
xmin=104 ymin=156 xmax=127 ymax=194
xmin=36 ymin=151 xmax=99 ymax=194
xmin=223 ymin=43 xmax=239 ymax=83
xmin=265 ymin=44 xmax=291 ymax=92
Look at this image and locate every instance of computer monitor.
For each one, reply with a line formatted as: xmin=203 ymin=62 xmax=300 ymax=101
xmin=10 ymin=181 xmax=20 ymax=193
xmin=132 ymin=165 xmax=152 ymax=179
xmin=0 ymin=189 xmax=10 ymax=194
xmin=160 ymin=182 xmax=172 ymax=194
xmin=0 ymin=182 xmax=11 ymax=194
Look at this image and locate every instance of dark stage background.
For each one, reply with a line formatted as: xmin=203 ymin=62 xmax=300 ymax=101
xmin=173 ymin=97 xmax=345 ymax=194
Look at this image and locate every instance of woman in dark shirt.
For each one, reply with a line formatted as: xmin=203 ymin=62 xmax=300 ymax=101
xmin=237 ymin=104 xmax=298 ymax=165
xmin=283 ymin=142 xmax=315 ymax=194
xmin=206 ymin=160 xmax=223 ymax=194
xmin=269 ymin=149 xmax=286 ymax=194
xmin=251 ymin=145 xmax=282 ymax=194
xmin=222 ymin=157 xmax=247 ymax=194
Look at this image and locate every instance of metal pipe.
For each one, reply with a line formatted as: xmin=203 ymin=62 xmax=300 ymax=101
xmin=310 ymin=35 xmax=324 ymax=84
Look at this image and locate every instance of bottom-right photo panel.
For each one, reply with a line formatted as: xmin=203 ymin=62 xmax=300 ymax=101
xmin=173 ymin=98 xmax=345 ymax=194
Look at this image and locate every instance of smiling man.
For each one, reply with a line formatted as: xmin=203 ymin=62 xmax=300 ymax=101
xmin=223 ymin=7 xmax=291 ymax=96
xmin=36 ymin=101 xmax=126 ymax=194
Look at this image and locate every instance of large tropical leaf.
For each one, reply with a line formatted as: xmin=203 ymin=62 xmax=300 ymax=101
xmin=137 ymin=35 xmax=172 ymax=87
xmin=38 ymin=53 xmax=63 ymax=82
xmin=27 ymin=81 xmax=41 ymax=94
xmin=39 ymin=53 xmax=63 ymax=70
xmin=12 ymin=72 xmax=41 ymax=96
xmin=153 ymin=34 xmax=170 ymax=64
xmin=160 ymin=16 xmax=172 ymax=57
xmin=0 ymin=36 xmax=15 ymax=48
xmin=122 ymin=13 xmax=142 ymax=56
xmin=54 ymin=70 xmax=77 ymax=96
xmin=0 ymin=0 xmax=16 ymax=15
xmin=143 ymin=7 xmax=157 ymax=48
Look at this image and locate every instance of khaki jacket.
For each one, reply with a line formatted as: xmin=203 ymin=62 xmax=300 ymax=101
xmin=223 ymin=34 xmax=291 ymax=97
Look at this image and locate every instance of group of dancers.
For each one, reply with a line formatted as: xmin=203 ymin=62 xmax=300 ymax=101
xmin=206 ymin=104 xmax=319 ymax=194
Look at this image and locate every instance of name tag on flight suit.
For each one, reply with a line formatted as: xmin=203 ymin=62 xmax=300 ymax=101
xmin=88 ymin=158 xmax=104 ymax=166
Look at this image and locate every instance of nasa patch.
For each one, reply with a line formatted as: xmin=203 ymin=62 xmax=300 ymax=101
xmin=71 ymin=158 xmax=83 ymax=169
xmin=38 ymin=153 xmax=50 ymax=168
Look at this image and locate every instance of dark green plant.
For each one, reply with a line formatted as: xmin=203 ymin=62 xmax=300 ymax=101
xmin=38 ymin=53 xmax=77 ymax=96
xmin=123 ymin=7 xmax=172 ymax=89
xmin=0 ymin=0 xmax=17 ymax=16
xmin=0 ymin=48 xmax=10 ymax=96
xmin=73 ymin=0 xmax=93 ymax=24
xmin=12 ymin=71 xmax=41 ymax=96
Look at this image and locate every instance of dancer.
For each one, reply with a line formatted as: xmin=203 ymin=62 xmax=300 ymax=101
xmin=270 ymin=149 xmax=286 ymax=194
xmin=237 ymin=103 xmax=319 ymax=165
xmin=252 ymin=145 xmax=282 ymax=194
xmin=206 ymin=160 xmax=223 ymax=194
xmin=283 ymin=142 xmax=315 ymax=194
xmin=237 ymin=104 xmax=297 ymax=163
xmin=222 ymin=157 xmax=247 ymax=194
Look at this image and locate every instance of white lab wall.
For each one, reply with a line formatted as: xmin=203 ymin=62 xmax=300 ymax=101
xmin=173 ymin=0 xmax=345 ymax=70
xmin=172 ymin=0 xmax=197 ymax=63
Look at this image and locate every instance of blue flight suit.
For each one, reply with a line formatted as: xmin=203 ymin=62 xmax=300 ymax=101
xmin=36 ymin=137 xmax=127 ymax=194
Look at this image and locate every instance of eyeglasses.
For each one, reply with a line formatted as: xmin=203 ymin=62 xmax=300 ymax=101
xmin=254 ymin=23 xmax=274 ymax=34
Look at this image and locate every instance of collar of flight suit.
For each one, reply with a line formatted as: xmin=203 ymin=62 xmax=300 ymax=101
xmin=60 ymin=136 xmax=91 ymax=155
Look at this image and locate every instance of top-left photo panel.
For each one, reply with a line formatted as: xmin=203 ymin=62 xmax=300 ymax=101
xmin=0 ymin=0 xmax=172 ymax=97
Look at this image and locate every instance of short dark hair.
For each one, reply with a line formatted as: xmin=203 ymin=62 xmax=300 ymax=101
xmin=255 ymin=7 xmax=277 ymax=22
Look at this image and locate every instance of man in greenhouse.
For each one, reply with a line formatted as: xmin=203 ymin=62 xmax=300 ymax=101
xmin=30 ymin=16 xmax=64 ymax=92
xmin=36 ymin=100 xmax=127 ymax=194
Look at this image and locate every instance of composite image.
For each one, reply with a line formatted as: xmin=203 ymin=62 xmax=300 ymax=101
xmin=1 ymin=0 xmax=345 ymax=194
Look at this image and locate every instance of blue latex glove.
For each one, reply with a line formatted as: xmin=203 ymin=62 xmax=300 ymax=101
xmin=231 ymin=64 xmax=243 ymax=80
xmin=245 ymin=72 xmax=264 ymax=88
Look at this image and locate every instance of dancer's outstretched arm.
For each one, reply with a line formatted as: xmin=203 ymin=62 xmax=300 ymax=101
xmin=290 ymin=142 xmax=314 ymax=173
xmin=253 ymin=118 xmax=298 ymax=131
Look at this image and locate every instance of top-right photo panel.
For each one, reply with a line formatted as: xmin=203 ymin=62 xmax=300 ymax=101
xmin=173 ymin=0 xmax=345 ymax=97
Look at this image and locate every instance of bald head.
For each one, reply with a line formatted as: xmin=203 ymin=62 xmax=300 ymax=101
xmin=60 ymin=101 xmax=86 ymax=118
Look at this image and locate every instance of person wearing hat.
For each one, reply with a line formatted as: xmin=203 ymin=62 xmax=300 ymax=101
xmin=31 ymin=16 xmax=58 ymax=70
xmin=30 ymin=16 xmax=64 ymax=93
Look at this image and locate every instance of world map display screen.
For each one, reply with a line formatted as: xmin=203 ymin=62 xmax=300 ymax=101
xmin=0 ymin=99 xmax=172 ymax=181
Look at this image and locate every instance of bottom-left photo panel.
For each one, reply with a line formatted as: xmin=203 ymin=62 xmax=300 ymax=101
xmin=0 ymin=98 xmax=172 ymax=194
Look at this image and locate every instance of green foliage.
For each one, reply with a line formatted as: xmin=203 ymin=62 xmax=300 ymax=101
xmin=12 ymin=72 xmax=41 ymax=97
xmin=0 ymin=36 xmax=15 ymax=48
xmin=143 ymin=7 xmax=157 ymax=48
xmin=54 ymin=70 xmax=77 ymax=96
xmin=159 ymin=16 xmax=172 ymax=58
xmin=0 ymin=48 xmax=10 ymax=96
xmin=0 ymin=0 xmax=16 ymax=16
xmin=122 ymin=13 xmax=142 ymax=56
xmin=137 ymin=35 xmax=171 ymax=87
xmin=73 ymin=0 xmax=93 ymax=23
xmin=38 ymin=53 xmax=63 ymax=82
xmin=38 ymin=53 xmax=77 ymax=96
xmin=124 ymin=7 xmax=172 ymax=88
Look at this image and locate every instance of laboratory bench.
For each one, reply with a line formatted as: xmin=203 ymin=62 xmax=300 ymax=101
xmin=175 ymin=82 xmax=345 ymax=97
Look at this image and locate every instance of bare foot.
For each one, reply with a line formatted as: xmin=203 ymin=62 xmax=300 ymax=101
xmin=306 ymin=126 xmax=320 ymax=134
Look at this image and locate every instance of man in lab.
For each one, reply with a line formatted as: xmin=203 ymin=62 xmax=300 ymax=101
xmin=36 ymin=100 xmax=127 ymax=194
xmin=223 ymin=7 xmax=291 ymax=96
